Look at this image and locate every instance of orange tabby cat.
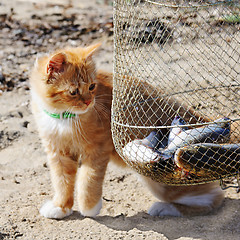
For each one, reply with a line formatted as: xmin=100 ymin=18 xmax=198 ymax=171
xmin=30 ymin=44 xmax=223 ymax=219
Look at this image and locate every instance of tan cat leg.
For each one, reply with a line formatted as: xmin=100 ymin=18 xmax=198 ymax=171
xmin=77 ymin=158 xmax=109 ymax=217
xmin=40 ymin=153 xmax=78 ymax=219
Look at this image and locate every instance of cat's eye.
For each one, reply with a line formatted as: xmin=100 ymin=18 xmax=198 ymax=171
xmin=89 ymin=83 xmax=96 ymax=91
xmin=69 ymin=88 xmax=79 ymax=96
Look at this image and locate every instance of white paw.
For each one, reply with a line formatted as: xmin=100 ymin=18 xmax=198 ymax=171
xmin=80 ymin=198 xmax=102 ymax=217
xmin=40 ymin=200 xmax=73 ymax=219
xmin=148 ymin=202 xmax=182 ymax=217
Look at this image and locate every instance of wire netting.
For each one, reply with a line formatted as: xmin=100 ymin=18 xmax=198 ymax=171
xmin=112 ymin=0 xmax=240 ymax=185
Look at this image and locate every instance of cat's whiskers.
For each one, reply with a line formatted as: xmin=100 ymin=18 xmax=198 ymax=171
xmin=69 ymin=115 xmax=76 ymax=145
xmin=94 ymin=99 xmax=112 ymax=104
xmin=94 ymin=101 xmax=110 ymax=119
xmin=93 ymin=106 xmax=105 ymax=128
xmin=65 ymin=106 xmax=87 ymax=144
xmin=95 ymin=100 xmax=110 ymax=112
xmin=74 ymin=118 xmax=90 ymax=144
xmin=95 ymin=95 xmax=112 ymax=105
xmin=63 ymin=107 xmax=73 ymax=128
xmin=73 ymin=120 xmax=83 ymax=145
xmin=95 ymin=94 xmax=112 ymax=98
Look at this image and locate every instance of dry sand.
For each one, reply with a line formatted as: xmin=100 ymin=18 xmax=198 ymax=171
xmin=0 ymin=0 xmax=240 ymax=239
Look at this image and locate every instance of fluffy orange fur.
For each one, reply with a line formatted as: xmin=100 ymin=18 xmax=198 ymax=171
xmin=30 ymin=44 xmax=224 ymax=219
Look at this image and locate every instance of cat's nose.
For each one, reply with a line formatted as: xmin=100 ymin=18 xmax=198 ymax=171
xmin=84 ymin=100 xmax=91 ymax=106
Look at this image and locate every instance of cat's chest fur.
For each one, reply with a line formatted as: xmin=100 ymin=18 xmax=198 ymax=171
xmin=38 ymin=109 xmax=76 ymax=136
xmin=35 ymin=107 xmax=96 ymax=140
xmin=32 ymin=95 xmax=112 ymax=155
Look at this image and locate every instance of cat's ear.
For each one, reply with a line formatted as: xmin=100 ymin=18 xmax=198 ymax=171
xmin=47 ymin=52 xmax=67 ymax=75
xmin=85 ymin=43 xmax=101 ymax=60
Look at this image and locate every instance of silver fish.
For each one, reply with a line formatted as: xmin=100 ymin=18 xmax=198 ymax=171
xmin=123 ymin=139 xmax=160 ymax=163
xmin=142 ymin=131 xmax=161 ymax=149
xmin=168 ymin=116 xmax=188 ymax=145
xmin=123 ymin=130 xmax=167 ymax=163
xmin=166 ymin=117 xmax=231 ymax=153
xmin=123 ymin=118 xmax=230 ymax=170
xmin=142 ymin=130 xmax=168 ymax=150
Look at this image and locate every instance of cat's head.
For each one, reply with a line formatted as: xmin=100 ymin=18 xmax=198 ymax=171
xmin=30 ymin=44 xmax=101 ymax=114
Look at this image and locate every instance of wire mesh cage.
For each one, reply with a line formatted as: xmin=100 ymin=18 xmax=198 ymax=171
xmin=112 ymin=0 xmax=240 ymax=185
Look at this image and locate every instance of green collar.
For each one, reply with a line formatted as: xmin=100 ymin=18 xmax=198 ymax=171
xmin=44 ymin=109 xmax=76 ymax=119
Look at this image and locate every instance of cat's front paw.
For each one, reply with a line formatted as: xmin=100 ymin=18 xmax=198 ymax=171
xmin=148 ymin=202 xmax=182 ymax=217
xmin=40 ymin=200 xmax=73 ymax=219
xmin=79 ymin=198 xmax=102 ymax=217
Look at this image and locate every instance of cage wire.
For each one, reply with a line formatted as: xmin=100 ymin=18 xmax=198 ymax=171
xmin=112 ymin=0 xmax=240 ymax=186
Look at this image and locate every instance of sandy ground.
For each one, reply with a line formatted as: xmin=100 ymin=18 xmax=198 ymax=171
xmin=0 ymin=0 xmax=240 ymax=239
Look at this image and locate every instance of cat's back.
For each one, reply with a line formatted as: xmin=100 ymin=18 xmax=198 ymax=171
xmin=96 ymin=70 xmax=113 ymax=90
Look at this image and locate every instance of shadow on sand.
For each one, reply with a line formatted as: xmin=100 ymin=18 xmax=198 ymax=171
xmin=68 ymin=198 xmax=240 ymax=240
